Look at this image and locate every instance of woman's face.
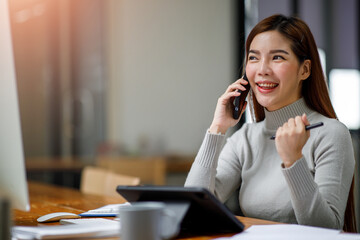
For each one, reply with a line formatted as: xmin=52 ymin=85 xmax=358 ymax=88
xmin=245 ymin=30 xmax=310 ymax=111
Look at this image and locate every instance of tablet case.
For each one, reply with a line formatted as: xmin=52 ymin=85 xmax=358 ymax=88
xmin=116 ymin=185 xmax=244 ymax=234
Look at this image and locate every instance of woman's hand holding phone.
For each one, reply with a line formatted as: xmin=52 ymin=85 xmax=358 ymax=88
xmin=209 ymin=75 xmax=249 ymax=135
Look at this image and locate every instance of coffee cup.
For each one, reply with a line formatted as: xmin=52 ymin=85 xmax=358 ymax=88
xmin=118 ymin=201 xmax=179 ymax=240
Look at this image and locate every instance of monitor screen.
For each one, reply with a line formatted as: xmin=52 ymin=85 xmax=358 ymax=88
xmin=0 ymin=0 xmax=30 ymax=211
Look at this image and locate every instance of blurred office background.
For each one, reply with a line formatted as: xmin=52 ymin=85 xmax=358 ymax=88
xmin=8 ymin=0 xmax=360 ymax=230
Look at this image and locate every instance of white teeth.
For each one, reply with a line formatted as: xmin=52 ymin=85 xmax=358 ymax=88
xmin=257 ymin=83 xmax=278 ymax=88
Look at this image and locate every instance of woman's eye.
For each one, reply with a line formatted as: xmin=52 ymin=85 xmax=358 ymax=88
xmin=273 ymin=55 xmax=285 ymax=60
xmin=248 ymin=56 xmax=257 ymax=61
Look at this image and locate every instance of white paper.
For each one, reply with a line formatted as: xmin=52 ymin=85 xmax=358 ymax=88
xmin=214 ymin=224 xmax=360 ymax=240
xmin=246 ymin=224 xmax=340 ymax=235
xmin=86 ymin=203 xmax=130 ymax=212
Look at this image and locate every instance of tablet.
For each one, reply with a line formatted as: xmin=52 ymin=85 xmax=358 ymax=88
xmin=116 ymin=185 xmax=244 ymax=234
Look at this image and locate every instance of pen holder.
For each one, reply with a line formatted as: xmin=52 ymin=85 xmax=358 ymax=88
xmin=0 ymin=197 xmax=11 ymax=240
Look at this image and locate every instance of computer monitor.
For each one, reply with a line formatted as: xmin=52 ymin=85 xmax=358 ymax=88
xmin=0 ymin=0 xmax=30 ymax=211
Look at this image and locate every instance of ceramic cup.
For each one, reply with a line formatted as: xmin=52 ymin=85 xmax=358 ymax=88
xmin=118 ymin=202 xmax=179 ymax=240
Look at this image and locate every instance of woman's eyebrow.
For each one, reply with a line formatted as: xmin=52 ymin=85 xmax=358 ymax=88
xmin=249 ymin=49 xmax=260 ymax=54
xmin=269 ymin=49 xmax=289 ymax=55
xmin=249 ymin=49 xmax=290 ymax=55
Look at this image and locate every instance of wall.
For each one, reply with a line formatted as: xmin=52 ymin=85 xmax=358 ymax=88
xmin=9 ymin=0 xmax=59 ymax=157
xmin=257 ymin=0 xmax=358 ymax=69
xmin=105 ymin=0 xmax=236 ymax=155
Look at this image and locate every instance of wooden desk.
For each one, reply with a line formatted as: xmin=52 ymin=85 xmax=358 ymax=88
xmin=14 ymin=182 xmax=278 ymax=239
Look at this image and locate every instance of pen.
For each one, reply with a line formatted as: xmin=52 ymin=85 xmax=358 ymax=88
xmin=79 ymin=213 xmax=117 ymax=217
xmin=270 ymin=122 xmax=324 ymax=140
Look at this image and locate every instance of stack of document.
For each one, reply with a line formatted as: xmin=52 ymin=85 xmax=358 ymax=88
xmin=215 ymin=224 xmax=360 ymax=240
xmin=79 ymin=203 xmax=130 ymax=217
xmin=12 ymin=219 xmax=120 ymax=240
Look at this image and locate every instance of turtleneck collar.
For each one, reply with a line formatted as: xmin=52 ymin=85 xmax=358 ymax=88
xmin=264 ymin=98 xmax=313 ymax=130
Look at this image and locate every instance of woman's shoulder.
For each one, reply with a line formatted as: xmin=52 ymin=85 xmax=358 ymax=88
xmin=309 ymin=112 xmax=351 ymax=140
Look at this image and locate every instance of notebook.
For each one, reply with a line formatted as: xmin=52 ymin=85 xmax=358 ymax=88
xmin=12 ymin=223 xmax=120 ymax=239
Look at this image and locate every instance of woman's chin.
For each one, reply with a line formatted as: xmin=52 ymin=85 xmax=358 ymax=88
xmin=255 ymin=97 xmax=274 ymax=109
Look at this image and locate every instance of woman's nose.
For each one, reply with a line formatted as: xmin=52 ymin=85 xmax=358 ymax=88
xmin=258 ymin=59 xmax=271 ymax=76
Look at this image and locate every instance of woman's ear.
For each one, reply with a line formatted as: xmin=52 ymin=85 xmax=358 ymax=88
xmin=300 ymin=59 xmax=311 ymax=80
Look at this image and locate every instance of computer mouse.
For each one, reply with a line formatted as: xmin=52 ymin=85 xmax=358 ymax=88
xmin=37 ymin=212 xmax=81 ymax=223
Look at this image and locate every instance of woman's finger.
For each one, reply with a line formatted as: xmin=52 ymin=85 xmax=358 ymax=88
xmin=226 ymin=79 xmax=249 ymax=93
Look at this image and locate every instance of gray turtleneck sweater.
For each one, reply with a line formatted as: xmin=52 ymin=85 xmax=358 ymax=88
xmin=185 ymin=98 xmax=355 ymax=229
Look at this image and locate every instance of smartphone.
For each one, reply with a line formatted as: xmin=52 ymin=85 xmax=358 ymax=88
xmin=233 ymin=73 xmax=250 ymax=119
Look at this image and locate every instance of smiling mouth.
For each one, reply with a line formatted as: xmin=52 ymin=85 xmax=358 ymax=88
xmin=256 ymin=83 xmax=279 ymax=90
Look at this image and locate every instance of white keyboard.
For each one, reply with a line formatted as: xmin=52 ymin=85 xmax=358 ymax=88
xmin=60 ymin=218 xmax=119 ymax=225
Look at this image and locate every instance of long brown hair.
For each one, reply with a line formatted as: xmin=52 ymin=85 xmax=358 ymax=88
xmin=245 ymin=14 xmax=356 ymax=232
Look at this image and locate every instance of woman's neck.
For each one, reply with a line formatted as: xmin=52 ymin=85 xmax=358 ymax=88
xmin=264 ymin=98 xmax=313 ymax=130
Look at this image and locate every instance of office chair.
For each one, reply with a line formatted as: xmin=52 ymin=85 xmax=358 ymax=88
xmin=80 ymin=166 xmax=140 ymax=197
xmin=96 ymin=156 xmax=166 ymax=185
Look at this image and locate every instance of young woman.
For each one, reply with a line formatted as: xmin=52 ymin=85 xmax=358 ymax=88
xmin=185 ymin=14 xmax=356 ymax=231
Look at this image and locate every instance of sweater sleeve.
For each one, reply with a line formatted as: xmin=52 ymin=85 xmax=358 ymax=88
xmin=281 ymin=121 xmax=355 ymax=229
xmin=184 ymin=131 xmax=224 ymax=190
xmin=184 ymin=130 xmax=243 ymax=202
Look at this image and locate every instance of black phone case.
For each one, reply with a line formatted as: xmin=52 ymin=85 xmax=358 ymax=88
xmin=233 ymin=73 xmax=250 ymax=119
